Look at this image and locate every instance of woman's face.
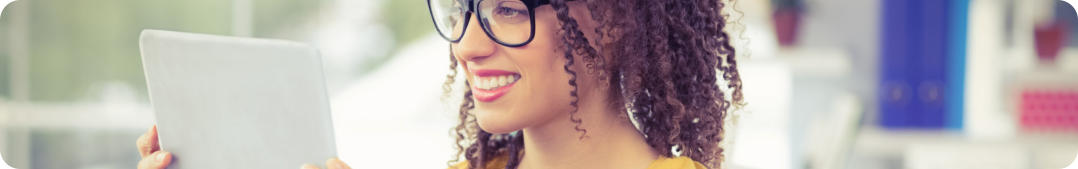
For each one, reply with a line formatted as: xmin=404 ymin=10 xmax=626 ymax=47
xmin=453 ymin=3 xmax=582 ymax=134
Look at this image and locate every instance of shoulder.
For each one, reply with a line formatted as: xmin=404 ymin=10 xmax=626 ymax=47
xmin=450 ymin=156 xmax=706 ymax=169
xmin=447 ymin=156 xmax=510 ymax=169
xmin=448 ymin=161 xmax=469 ymax=169
xmin=648 ymin=156 xmax=708 ymax=169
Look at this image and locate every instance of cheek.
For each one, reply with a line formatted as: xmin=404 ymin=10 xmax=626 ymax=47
xmin=477 ymin=68 xmax=572 ymax=134
xmin=475 ymin=19 xmax=575 ymax=133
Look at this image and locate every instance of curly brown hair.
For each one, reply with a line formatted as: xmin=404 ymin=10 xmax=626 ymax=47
xmin=443 ymin=0 xmax=743 ymax=168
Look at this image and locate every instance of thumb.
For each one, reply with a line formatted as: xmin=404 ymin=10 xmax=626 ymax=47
xmin=137 ymin=151 xmax=172 ymax=169
xmin=326 ymin=158 xmax=351 ymax=169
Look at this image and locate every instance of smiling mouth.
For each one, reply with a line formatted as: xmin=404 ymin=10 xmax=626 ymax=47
xmin=473 ymin=74 xmax=521 ymax=90
xmin=469 ymin=69 xmax=522 ymax=102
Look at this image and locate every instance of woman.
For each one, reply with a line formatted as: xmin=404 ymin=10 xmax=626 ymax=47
xmin=136 ymin=0 xmax=742 ymax=168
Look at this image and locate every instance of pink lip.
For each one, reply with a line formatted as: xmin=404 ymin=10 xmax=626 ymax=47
xmin=471 ymin=69 xmax=518 ymax=76
xmin=469 ymin=69 xmax=521 ymax=102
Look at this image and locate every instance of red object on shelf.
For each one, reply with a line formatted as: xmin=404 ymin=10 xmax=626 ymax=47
xmin=1033 ymin=21 xmax=1069 ymax=63
xmin=773 ymin=8 xmax=801 ymax=47
xmin=1019 ymin=88 xmax=1078 ymax=132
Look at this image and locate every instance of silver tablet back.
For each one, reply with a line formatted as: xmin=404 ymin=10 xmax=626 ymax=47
xmin=139 ymin=29 xmax=337 ymax=169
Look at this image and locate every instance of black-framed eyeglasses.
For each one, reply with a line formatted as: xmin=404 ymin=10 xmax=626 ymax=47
xmin=427 ymin=0 xmax=553 ymax=47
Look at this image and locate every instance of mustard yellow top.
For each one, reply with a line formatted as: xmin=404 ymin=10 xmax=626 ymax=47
xmin=449 ymin=156 xmax=707 ymax=169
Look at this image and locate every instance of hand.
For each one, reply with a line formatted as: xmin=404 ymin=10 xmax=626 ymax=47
xmin=301 ymin=158 xmax=351 ymax=169
xmin=136 ymin=125 xmax=173 ymax=169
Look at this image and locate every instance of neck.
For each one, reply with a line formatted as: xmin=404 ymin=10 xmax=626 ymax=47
xmin=517 ymin=91 xmax=658 ymax=169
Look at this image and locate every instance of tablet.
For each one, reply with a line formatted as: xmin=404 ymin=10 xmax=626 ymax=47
xmin=139 ymin=29 xmax=337 ymax=169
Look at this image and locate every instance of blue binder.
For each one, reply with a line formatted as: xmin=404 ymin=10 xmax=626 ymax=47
xmin=878 ymin=0 xmax=968 ymax=130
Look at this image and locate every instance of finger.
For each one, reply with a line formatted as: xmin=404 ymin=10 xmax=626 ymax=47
xmin=301 ymin=164 xmax=320 ymax=169
xmin=137 ymin=133 xmax=150 ymax=157
xmin=326 ymin=158 xmax=351 ymax=169
xmin=137 ymin=151 xmax=172 ymax=169
xmin=137 ymin=125 xmax=160 ymax=157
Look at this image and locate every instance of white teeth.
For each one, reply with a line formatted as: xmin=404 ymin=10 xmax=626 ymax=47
xmin=498 ymin=76 xmax=507 ymax=86
xmin=473 ymin=75 xmax=519 ymax=90
xmin=475 ymin=77 xmax=483 ymax=88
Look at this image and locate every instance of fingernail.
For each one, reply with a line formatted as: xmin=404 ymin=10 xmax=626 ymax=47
xmin=156 ymin=152 xmax=168 ymax=161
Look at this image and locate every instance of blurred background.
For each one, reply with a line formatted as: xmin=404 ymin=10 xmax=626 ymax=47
xmin=0 ymin=0 xmax=1077 ymax=169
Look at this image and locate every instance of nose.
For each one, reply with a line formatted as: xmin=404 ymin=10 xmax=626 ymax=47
xmin=454 ymin=15 xmax=496 ymax=62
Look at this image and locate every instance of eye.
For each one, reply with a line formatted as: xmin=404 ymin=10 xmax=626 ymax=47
xmin=491 ymin=1 xmax=528 ymax=24
xmin=493 ymin=6 xmax=523 ymax=18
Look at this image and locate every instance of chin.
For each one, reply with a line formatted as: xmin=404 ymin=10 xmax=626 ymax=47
xmin=475 ymin=109 xmax=527 ymax=134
